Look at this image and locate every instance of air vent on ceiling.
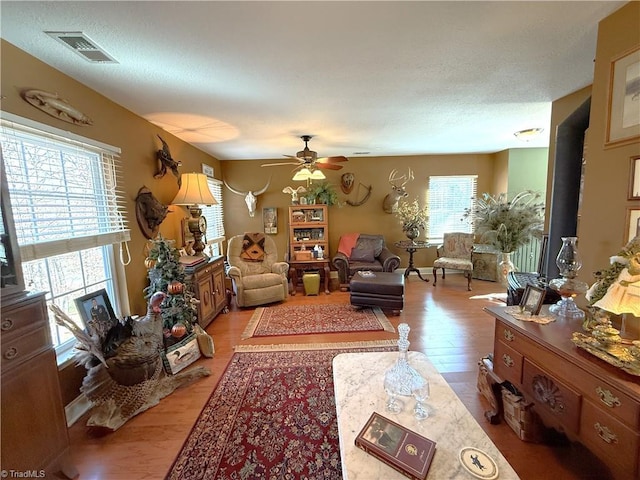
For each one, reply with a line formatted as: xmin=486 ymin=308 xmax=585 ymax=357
xmin=45 ymin=31 xmax=118 ymax=64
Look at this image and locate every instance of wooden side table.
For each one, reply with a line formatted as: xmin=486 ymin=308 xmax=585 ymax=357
xmin=288 ymin=259 xmax=331 ymax=295
xmin=394 ymin=240 xmax=431 ymax=282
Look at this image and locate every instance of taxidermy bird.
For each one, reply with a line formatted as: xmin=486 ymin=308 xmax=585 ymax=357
xmin=50 ymin=292 xmax=210 ymax=432
xmin=155 ymin=135 xmax=182 ymax=186
xmin=282 ymin=185 xmax=306 ymax=203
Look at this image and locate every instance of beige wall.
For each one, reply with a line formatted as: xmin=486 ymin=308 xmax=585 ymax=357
xmin=577 ymin=1 xmax=640 ymax=302
xmin=1 ymin=40 xmax=223 ymax=316
xmin=222 ymin=153 xmax=496 ymax=268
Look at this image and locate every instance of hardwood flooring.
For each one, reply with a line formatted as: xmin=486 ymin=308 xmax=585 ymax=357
xmin=67 ymin=274 xmax=613 ymax=479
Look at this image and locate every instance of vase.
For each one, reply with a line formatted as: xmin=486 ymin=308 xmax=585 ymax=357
xmin=549 ymin=236 xmax=588 ymax=320
xmin=403 ymin=226 xmax=420 ymax=243
xmin=498 ymin=252 xmax=515 ymax=287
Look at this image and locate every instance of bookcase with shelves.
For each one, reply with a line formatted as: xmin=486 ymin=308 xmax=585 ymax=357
xmin=288 ymin=205 xmax=329 ymax=260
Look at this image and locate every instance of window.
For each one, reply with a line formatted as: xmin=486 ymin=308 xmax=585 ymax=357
xmin=1 ymin=113 xmax=130 ymax=358
xmin=201 ymin=176 xmax=225 ymax=256
xmin=427 ymin=175 xmax=477 ymax=244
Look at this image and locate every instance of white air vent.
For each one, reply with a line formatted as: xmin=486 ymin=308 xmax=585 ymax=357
xmin=45 ymin=31 xmax=118 ymax=64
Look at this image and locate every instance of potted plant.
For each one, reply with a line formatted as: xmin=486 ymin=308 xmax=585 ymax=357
xmin=306 ymin=181 xmax=339 ymax=206
xmin=464 ymin=190 xmax=544 ymax=284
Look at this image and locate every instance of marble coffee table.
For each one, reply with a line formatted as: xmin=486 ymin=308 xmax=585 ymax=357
xmin=333 ymin=351 xmax=520 ymax=479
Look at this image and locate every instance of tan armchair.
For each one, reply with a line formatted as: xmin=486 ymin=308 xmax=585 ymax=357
xmin=432 ymin=232 xmax=474 ymax=291
xmin=227 ymin=233 xmax=289 ymax=307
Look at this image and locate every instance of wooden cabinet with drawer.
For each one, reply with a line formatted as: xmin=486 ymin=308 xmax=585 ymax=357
xmin=1 ymin=292 xmax=77 ymax=478
xmin=184 ymin=256 xmax=227 ymax=328
xmin=485 ymin=305 xmax=640 ymax=480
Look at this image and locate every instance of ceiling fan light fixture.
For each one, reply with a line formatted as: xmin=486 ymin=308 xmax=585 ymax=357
xmin=309 ymin=169 xmax=326 ymax=180
xmin=292 ymin=168 xmax=313 ymax=181
xmin=514 ymin=128 xmax=544 ymax=141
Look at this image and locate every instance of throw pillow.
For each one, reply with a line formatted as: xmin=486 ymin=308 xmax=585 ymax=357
xmin=356 ymin=234 xmax=384 ymax=257
xmin=240 ymin=232 xmax=265 ymax=262
xmin=350 ymin=247 xmax=375 ymax=263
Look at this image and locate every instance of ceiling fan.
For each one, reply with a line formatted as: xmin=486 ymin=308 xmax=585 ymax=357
xmin=261 ymin=135 xmax=348 ymax=171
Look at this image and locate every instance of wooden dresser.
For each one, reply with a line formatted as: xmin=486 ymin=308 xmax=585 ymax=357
xmin=183 ymin=255 xmax=227 ymax=328
xmin=485 ymin=305 xmax=640 ymax=479
xmin=1 ymin=291 xmax=77 ymax=478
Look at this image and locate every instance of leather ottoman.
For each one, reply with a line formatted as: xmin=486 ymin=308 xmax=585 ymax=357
xmin=349 ymin=271 xmax=404 ymax=311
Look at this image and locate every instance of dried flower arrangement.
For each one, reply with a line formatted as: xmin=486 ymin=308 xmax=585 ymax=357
xmin=395 ymin=199 xmax=428 ymax=230
xmin=464 ymin=191 xmax=544 ymax=253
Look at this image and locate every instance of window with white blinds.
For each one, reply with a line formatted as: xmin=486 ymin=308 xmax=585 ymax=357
xmin=1 ymin=116 xmax=130 ymax=260
xmin=1 ymin=113 xmax=130 ymax=356
xmin=427 ymin=175 xmax=477 ymax=244
xmin=201 ymin=176 xmax=225 ymax=256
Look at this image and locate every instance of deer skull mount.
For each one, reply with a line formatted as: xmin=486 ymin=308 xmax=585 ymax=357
xmin=382 ymin=168 xmax=414 ymax=214
xmin=223 ymin=177 xmax=271 ymax=217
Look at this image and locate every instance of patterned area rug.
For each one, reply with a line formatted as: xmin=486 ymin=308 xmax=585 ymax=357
xmin=241 ymin=303 xmax=395 ymax=339
xmin=166 ymin=341 xmax=397 ymax=480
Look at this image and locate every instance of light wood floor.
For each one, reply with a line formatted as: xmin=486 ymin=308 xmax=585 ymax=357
xmin=68 ymin=273 xmax=613 ymax=479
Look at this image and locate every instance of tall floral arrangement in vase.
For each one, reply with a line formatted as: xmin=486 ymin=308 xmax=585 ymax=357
xmin=396 ymin=199 xmax=428 ymax=242
xmin=464 ymin=191 xmax=544 ymax=253
xmin=464 ymin=191 xmax=544 ymax=285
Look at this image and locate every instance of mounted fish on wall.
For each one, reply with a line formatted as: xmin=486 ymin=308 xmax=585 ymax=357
xmin=21 ymin=89 xmax=93 ymax=126
xmin=155 ymin=135 xmax=182 ymax=187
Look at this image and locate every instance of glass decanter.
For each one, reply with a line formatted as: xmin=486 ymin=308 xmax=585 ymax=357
xmin=383 ymin=323 xmax=425 ymax=400
xmin=549 ymin=237 xmax=589 ymax=320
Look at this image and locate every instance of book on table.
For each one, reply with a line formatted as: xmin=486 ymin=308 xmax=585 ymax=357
xmin=355 ymin=412 xmax=436 ymax=480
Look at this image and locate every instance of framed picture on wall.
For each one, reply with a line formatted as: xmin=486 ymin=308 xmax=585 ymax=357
xmin=629 ymin=156 xmax=640 ymax=200
xmin=625 ymin=207 xmax=640 ymax=243
xmin=605 ymin=46 xmax=640 ymax=146
xmin=263 ymin=207 xmax=277 ymax=234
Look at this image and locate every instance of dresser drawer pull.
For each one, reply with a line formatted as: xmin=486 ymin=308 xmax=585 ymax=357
xmin=502 ymin=354 xmax=514 ymax=368
xmin=4 ymin=347 xmax=18 ymax=360
xmin=596 ymin=387 xmax=621 ymax=408
xmin=594 ymin=422 xmax=618 ymax=444
xmin=1 ymin=318 xmax=14 ymax=331
xmin=503 ymin=329 xmax=514 ymax=342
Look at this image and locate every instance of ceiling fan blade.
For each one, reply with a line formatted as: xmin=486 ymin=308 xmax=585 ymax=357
xmin=261 ymin=162 xmax=300 ymax=167
xmin=317 ymin=163 xmax=343 ymax=171
xmin=283 ymin=154 xmax=304 ymax=161
xmin=317 ymin=156 xmax=348 ymax=163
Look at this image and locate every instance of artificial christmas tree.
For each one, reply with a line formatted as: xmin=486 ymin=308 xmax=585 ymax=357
xmin=144 ymin=236 xmax=198 ymax=347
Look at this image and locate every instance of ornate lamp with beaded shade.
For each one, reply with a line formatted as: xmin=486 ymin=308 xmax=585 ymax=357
xmin=171 ymin=173 xmax=218 ymax=256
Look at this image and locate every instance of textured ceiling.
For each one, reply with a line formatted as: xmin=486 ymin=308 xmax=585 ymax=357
xmin=0 ymin=1 xmax=625 ymax=161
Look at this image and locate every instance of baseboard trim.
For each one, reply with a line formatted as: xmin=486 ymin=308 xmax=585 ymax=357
xmin=65 ymin=393 xmax=90 ymax=427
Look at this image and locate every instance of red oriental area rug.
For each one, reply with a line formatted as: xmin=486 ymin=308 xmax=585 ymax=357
xmin=166 ymin=341 xmax=397 ymax=480
xmin=241 ymin=303 xmax=395 ymax=340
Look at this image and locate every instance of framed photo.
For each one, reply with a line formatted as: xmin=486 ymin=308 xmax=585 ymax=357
xmin=605 ymin=46 xmax=640 ymax=146
xmin=625 ymin=207 xmax=640 ymax=244
xmin=162 ymin=333 xmax=201 ymax=375
xmin=629 ymin=156 xmax=640 ymax=200
xmin=519 ymin=284 xmax=545 ymax=315
xmin=201 ymin=163 xmax=214 ymax=178
xmin=75 ymin=288 xmax=118 ymax=340
xmin=263 ymin=207 xmax=277 ymax=234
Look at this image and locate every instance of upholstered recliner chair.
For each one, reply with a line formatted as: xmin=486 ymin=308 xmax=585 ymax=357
xmin=432 ymin=232 xmax=475 ymax=291
xmin=331 ymin=233 xmax=400 ymax=289
xmin=227 ymin=233 xmax=289 ymax=307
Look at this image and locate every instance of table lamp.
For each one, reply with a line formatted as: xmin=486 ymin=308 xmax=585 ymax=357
xmin=171 ymin=172 xmax=218 ymax=256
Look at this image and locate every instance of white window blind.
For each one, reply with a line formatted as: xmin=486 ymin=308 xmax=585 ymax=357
xmin=427 ymin=175 xmax=477 ymax=244
xmin=1 ymin=116 xmax=130 ymax=261
xmin=201 ymin=176 xmax=225 ymax=252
